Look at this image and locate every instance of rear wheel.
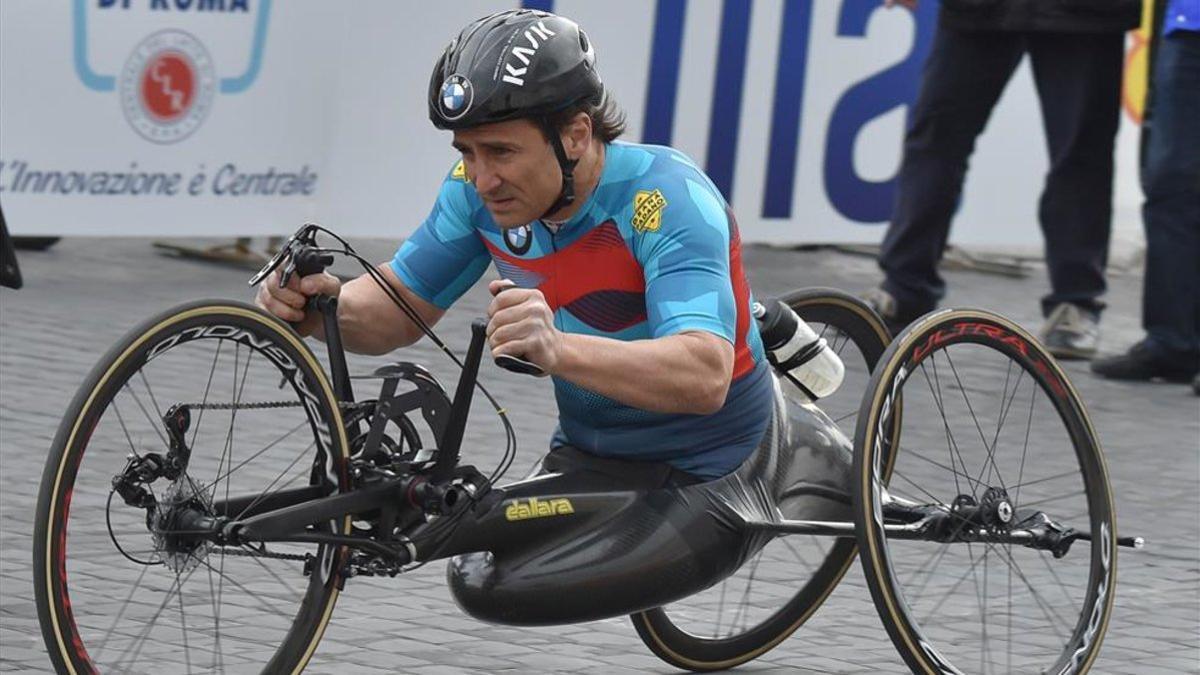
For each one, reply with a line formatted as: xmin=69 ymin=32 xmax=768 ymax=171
xmin=34 ymin=300 xmax=352 ymax=674
xmin=632 ymin=288 xmax=893 ymax=671
xmin=853 ymin=310 xmax=1117 ymax=674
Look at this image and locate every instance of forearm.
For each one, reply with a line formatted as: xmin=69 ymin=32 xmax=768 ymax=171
xmin=553 ymin=332 xmax=733 ymax=415
xmin=311 ymin=266 xmax=437 ymax=356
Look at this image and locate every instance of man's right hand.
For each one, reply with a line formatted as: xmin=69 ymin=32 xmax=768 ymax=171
xmin=254 ymin=269 xmax=341 ymax=337
xmin=884 ymin=0 xmax=918 ymax=8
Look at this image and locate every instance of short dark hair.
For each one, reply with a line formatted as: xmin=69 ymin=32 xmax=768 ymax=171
xmin=545 ymin=92 xmax=626 ymax=143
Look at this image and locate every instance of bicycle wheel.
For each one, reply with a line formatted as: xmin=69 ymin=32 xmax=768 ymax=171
xmin=34 ymin=300 xmax=353 ymax=674
xmin=853 ymin=310 xmax=1117 ymax=674
xmin=632 ymin=288 xmax=893 ymax=671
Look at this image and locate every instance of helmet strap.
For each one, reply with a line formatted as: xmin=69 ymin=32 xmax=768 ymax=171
xmin=537 ymin=116 xmax=579 ymax=220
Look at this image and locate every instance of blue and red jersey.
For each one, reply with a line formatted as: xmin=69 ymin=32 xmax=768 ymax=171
xmin=391 ymin=141 xmax=771 ymax=479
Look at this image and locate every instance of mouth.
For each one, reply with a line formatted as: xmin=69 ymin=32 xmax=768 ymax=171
xmin=485 ymin=197 xmax=517 ymax=210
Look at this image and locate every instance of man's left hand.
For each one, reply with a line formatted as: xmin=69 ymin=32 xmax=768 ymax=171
xmin=486 ymin=279 xmax=562 ymax=375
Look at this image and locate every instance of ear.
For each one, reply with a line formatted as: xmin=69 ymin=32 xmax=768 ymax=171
xmin=561 ymin=112 xmax=592 ymax=160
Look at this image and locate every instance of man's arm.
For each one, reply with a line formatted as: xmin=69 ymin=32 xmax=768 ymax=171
xmin=485 ymin=280 xmax=734 ymax=415
xmin=256 ymin=263 xmax=444 ymax=356
xmin=557 ymin=331 xmax=734 ymax=415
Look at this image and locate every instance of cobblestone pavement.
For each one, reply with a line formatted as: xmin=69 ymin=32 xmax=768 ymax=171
xmin=2 ymin=237 xmax=1197 ymax=674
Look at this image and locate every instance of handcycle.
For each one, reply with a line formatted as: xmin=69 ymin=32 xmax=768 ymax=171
xmin=34 ymin=223 xmax=1143 ymax=674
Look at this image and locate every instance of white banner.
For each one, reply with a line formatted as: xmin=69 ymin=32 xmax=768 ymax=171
xmin=0 ymin=0 xmax=1143 ymax=249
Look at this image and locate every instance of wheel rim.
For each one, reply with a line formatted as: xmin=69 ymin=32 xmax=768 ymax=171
xmin=634 ymin=291 xmax=891 ymax=670
xmin=856 ymin=312 xmax=1116 ymax=674
xmin=41 ymin=306 xmax=349 ymax=674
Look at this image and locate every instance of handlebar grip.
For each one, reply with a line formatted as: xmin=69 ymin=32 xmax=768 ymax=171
xmin=492 ymin=282 xmax=547 ymax=377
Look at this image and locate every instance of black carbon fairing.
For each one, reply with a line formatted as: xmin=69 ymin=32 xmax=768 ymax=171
xmin=445 ymin=378 xmax=855 ymax=625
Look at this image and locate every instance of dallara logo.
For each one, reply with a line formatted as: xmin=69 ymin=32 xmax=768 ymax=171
xmin=632 ymin=189 xmax=667 ymax=233
xmin=504 ymin=497 xmax=575 ymax=521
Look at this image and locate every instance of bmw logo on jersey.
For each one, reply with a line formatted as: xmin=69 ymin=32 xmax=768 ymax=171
xmin=439 ymin=75 xmax=473 ymax=120
xmin=503 ymin=225 xmax=533 ymax=255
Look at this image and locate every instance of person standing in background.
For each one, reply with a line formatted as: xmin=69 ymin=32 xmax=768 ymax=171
xmin=865 ymin=0 xmax=1142 ymax=360
xmin=1092 ymin=0 xmax=1200 ymax=391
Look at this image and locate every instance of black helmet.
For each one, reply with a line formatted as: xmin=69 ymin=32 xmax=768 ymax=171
xmin=428 ymin=10 xmax=602 ymax=130
xmin=429 ymin=10 xmax=604 ymax=217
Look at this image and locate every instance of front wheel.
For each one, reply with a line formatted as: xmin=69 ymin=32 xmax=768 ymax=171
xmin=853 ymin=309 xmax=1118 ymax=674
xmin=34 ymin=300 xmax=353 ymax=674
xmin=631 ymin=288 xmax=892 ymax=671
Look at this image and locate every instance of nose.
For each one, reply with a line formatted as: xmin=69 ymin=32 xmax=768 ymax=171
xmin=472 ymin=161 xmax=502 ymax=194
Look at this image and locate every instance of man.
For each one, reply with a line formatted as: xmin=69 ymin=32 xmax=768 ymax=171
xmin=865 ymin=0 xmax=1141 ymax=359
xmin=256 ymin=9 xmax=773 ymax=481
xmin=1092 ymin=0 xmax=1200 ymax=391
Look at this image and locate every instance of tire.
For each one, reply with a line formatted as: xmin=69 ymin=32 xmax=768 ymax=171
xmin=853 ymin=309 xmax=1118 ymax=674
xmin=34 ymin=300 xmax=353 ymax=674
xmin=631 ymin=288 xmax=894 ymax=671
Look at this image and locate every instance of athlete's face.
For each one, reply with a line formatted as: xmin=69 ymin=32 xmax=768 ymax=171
xmin=452 ymin=119 xmax=564 ymax=227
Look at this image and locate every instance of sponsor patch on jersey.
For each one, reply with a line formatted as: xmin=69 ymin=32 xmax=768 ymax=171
xmin=503 ymin=224 xmax=533 ymax=255
xmin=632 ymin=189 xmax=667 ymax=233
xmin=450 ymin=160 xmax=469 ymax=182
xmin=504 ymin=497 xmax=575 ymax=521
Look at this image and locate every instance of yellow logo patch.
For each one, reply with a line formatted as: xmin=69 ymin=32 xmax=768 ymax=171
xmin=632 ymin=189 xmax=667 ymax=233
xmin=504 ymin=497 xmax=575 ymax=521
xmin=450 ymin=160 xmax=469 ymax=182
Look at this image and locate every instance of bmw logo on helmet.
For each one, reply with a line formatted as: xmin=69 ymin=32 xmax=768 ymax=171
xmin=439 ymin=75 xmax=473 ymax=120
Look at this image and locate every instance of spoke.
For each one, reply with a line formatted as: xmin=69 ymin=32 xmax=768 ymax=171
xmin=920 ymin=358 xmax=973 ymax=501
xmin=195 ymin=556 xmax=294 ymax=619
xmin=111 ymin=564 xmax=201 ymax=671
xmin=1014 ymin=383 xmax=1037 ymax=511
xmin=986 ymin=544 xmax=1075 ymax=638
xmin=232 ymin=442 xmax=315 ymax=522
xmin=191 ymin=340 xmax=223 ymax=451
xmin=903 ymin=543 xmax=954 ymax=603
xmin=93 ymin=563 xmax=153 ymax=659
xmin=779 ymin=534 xmax=817 ymax=573
xmin=1009 ymin=469 xmax=1082 ymax=492
xmin=204 ymin=549 xmax=225 ymax=674
xmin=1016 ymin=490 xmax=1086 ymax=510
xmin=941 ymin=349 xmax=1008 ymax=494
xmin=124 ymin=382 xmax=169 ymax=451
xmin=243 ymin=545 xmax=305 ymax=601
xmin=832 ymin=410 xmax=858 ymax=425
xmin=984 ymin=367 xmax=1026 ymax=487
xmin=899 ymin=444 xmax=988 ymax=493
xmin=112 ymin=402 xmax=145 ymax=461
xmin=917 ymin=547 xmax=993 ymax=625
xmin=729 ymin=550 xmax=764 ymax=635
xmin=195 ymin=420 xmax=309 ymax=497
xmin=1034 ymin=547 xmax=1086 ymax=610
xmin=138 ymin=370 xmax=166 ymax=436
xmin=176 ymin=569 xmax=193 ymax=674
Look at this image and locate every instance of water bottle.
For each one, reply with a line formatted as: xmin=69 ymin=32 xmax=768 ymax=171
xmin=753 ymin=299 xmax=845 ymax=400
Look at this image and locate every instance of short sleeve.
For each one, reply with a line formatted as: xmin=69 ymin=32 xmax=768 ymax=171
xmin=390 ymin=163 xmax=491 ymax=309
xmin=634 ymin=177 xmax=736 ymax=343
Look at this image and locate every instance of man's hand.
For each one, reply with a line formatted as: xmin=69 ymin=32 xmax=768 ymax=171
xmin=486 ymin=279 xmax=561 ymax=375
xmin=254 ymin=269 xmax=341 ymax=337
xmin=884 ymin=0 xmax=918 ymax=8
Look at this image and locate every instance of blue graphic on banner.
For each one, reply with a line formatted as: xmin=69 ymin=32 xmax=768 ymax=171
xmin=521 ymin=0 xmax=555 ymax=12
xmin=705 ymin=0 xmax=753 ymax=203
xmin=823 ymin=0 xmax=935 ymax=222
xmin=762 ymin=0 xmax=815 ymax=218
xmin=642 ymin=0 xmax=687 ymax=147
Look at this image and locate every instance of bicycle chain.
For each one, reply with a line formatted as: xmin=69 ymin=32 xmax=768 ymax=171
xmin=214 ymin=546 xmax=309 ymax=562
xmin=182 ymin=401 xmax=366 ymax=411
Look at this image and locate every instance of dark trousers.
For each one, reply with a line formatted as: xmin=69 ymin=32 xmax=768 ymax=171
xmin=1141 ymin=31 xmax=1200 ymax=357
xmin=880 ymin=26 xmax=1125 ymax=317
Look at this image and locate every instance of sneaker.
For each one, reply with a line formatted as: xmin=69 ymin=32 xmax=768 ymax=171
xmin=1091 ymin=340 xmax=1200 ymax=383
xmin=861 ymin=287 xmax=924 ymax=337
xmin=1039 ymin=303 xmax=1099 ymax=360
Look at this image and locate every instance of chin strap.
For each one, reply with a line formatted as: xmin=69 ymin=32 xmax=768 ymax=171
xmin=537 ymin=117 xmax=579 ymax=220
